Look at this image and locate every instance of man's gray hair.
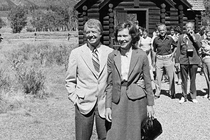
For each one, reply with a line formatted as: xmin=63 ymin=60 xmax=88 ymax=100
xmin=84 ymin=19 xmax=103 ymax=34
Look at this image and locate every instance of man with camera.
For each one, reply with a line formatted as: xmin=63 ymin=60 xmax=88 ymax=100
xmin=175 ymin=22 xmax=201 ymax=103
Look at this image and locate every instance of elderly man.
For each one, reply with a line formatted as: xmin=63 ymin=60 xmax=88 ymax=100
xmin=175 ymin=22 xmax=201 ymax=103
xmin=153 ymin=24 xmax=177 ymax=99
xmin=65 ymin=19 xmax=113 ymax=140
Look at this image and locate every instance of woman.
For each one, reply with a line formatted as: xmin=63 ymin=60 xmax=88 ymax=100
xmin=138 ymin=29 xmax=155 ymax=87
xmin=105 ymin=21 xmax=155 ymax=140
xmin=201 ymin=27 xmax=210 ymax=100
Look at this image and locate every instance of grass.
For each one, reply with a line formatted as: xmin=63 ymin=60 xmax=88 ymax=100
xmin=0 ymin=33 xmax=77 ymax=113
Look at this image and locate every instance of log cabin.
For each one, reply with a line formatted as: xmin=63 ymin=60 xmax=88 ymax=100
xmin=74 ymin=0 xmax=205 ymax=46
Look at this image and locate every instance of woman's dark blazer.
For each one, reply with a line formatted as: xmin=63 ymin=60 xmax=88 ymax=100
xmin=105 ymin=48 xmax=154 ymax=109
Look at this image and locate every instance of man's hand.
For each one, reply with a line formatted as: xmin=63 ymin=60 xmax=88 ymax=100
xmin=105 ymin=108 xmax=112 ymax=122
xmin=189 ymin=30 xmax=196 ymax=42
xmin=147 ymin=106 xmax=155 ymax=118
xmin=174 ymin=63 xmax=180 ymax=71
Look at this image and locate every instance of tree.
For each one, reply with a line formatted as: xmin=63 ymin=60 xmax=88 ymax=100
xmin=0 ymin=18 xmax=6 ymax=29
xmin=7 ymin=6 xmax=27 ymax=33
xmin=202 ymin=0 xmax=210 ymax=26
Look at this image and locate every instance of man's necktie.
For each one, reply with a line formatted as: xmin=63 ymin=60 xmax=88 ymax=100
xmin=92 ymin=49 xmax=100 ymax=73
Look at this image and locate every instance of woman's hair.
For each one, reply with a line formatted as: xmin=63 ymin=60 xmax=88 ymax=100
xmin=199 ymin=26 xmax=206 ymax=36
xmin=114 ymin=21 xmax=140 ymax=49
xmin=174 ymin=26 xmax=182 ymax=34
xmin=205 ymin=26 xmax=210 ymax=33
xmin=170 ymin=26 xmax=175 ymax=31
xmin=141 ymin=28 xmax=147 ymax=33
xmin=84 ymin=19 xmax=103 ymax=34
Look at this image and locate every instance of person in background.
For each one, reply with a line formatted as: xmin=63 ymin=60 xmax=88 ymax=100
xmin=138 ymin=28 xmax=155 ymax=89
xmin=175 ymin=22 xmax=201 ymax=103
xmin=200 ymin=26 xmax=210 ymax=100
xmin=197 ymin=26 xmax=206 ymax=76
xmin=169 ymin=26 xmax=182 ymax=85
xmin=169 ymin=26 xmax=179 ymax=42
xmin=67 ymin=33 xmax=71 ymax=41
xmin=153 ymin=24 xmax=176 ymax=99
xmin=0 ymin=34 xmax=3 ymax=43
xmin=65 ymin=19 xmax=113 ymax=140
xmin=105 ymin=21 xmax=154 ymax=140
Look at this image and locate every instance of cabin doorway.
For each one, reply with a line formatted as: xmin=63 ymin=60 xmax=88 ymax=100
xmin=115 ymin=9 xmax=148 ymax=30
xmin=127 ymin=9 xmax=148 ymax=29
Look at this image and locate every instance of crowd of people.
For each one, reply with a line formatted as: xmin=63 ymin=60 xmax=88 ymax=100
xmin=65 ymin=18 xmax=210 ymax=140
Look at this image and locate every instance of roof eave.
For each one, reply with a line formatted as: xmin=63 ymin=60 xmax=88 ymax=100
xmin=180 ymin=0 xmax=192 ymax=8
xmin=74 ymin=0 xmax=87 ymax=11
xmin=165 ymin=0 xmax=176 ymax=7
xmin=99 ymin=0 xmax=111 ymax=10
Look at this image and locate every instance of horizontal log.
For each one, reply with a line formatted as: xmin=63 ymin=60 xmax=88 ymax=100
xmin=170 ymin=12 xmax=178 ymax=16
xmin=139 ymin=1 xmax=157 ymax=6
xmin=88 ymin=8 xmax=99 ymax=13
xmin=103 ymin=41 xmax=110 ymax=45
xmin=165 ymin=16 xmax=179 ymax=20
xmin=78 ymin=26 xmax=84 ymax=30
xmin=149 ymin=9 xmax=160 ymax=13
xmin=78 ymin=18 xmax=84 ymax=22
xmin=103 ymin=36 xmax=110 ymax=40
xmin=103 ymin=20 xmax=109 ymax=25
xmin=87 ymin=13 xmax=100 ymax=17
xmin=103 ymin=16 xmax=109 ymax=20
xmin=149 ymin=16 xmax=160 ymax=20
xmin=79 ymin=35 xmax=84 ymax=40
xmin=103 ymin=31 xmax=110 ymax=35
xmin=78 ymin=22 xmax=84 ymax=26
xmin=103 ymin=26 xmax=110 ymax=30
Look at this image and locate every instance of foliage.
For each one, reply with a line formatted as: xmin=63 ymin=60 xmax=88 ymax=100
xmin=30 ymin=5 xmax=77 ymax=31
xmin=202 ymin=0 xmax=210 ymax=26
xmin=0 ymin=70 xmax=11 ymax=93
xmin=7 ymin=6 xmax=27 ymax=33
xmin=0 ymin=17 xmax=6 ymax=29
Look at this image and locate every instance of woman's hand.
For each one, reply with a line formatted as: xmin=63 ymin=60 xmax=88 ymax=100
xmin=105 ymin=108 xmax=112 ymax=122
xmin=147 ymin=106 xmax=155 ymax=118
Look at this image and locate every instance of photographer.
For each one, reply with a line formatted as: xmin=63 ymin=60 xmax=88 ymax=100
xmin=175 ymin=22 xmax=201 ymax=103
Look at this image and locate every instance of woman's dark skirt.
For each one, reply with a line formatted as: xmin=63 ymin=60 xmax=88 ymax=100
xmin=106 ymin=86 xmax=147 ymax=140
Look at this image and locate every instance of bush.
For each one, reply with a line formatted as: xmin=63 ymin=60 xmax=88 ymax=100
xmin=0 ymin=69 xmax=12 ymax=93
xmin=0 ymin=17 xmax=6 ymax=29
xmin=17 ymin=66 xmax=46 ymax=97
xmin=7 ymin=6 xmax=27 ymax=33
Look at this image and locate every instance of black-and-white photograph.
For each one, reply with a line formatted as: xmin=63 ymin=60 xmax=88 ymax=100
xmin=0 ymin=0 xmax=210 ymax=140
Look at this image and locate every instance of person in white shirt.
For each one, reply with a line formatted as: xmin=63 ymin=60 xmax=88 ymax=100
xmin=138 ymin=29 xmax=155 ymax=87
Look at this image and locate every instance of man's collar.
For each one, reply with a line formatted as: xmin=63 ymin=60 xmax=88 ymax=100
xmin=87 ymin=42 xmax=101 ymax=52
xmin=157 ymin=35 xmax=169 ymax=40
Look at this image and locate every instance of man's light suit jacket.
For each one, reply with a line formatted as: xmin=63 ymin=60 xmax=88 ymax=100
xmin=105 ymin=48 xmax=154 ymax=109
xmin=65 ymin=43 xmax=113 ymax=118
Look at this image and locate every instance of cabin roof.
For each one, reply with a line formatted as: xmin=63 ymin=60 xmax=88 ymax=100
xmin=179 ymin=0 xmax=192 ymax=8
xmin=75 ymin=0 xmax=203 ymax=11
xmin=186 ymin=0 xmax=205 ymax=11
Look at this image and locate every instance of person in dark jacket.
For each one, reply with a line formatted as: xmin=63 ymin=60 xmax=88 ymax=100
xmin=105 ymin=21 xmax=154 ymax=140
xmin=175 ymin=22 xmax=202 ymax=103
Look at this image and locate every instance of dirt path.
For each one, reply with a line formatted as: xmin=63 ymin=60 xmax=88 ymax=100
xmin=0 ymin=66 xmax=209 ymax=140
